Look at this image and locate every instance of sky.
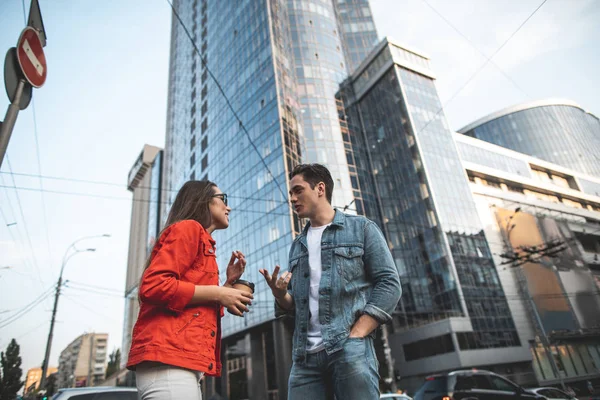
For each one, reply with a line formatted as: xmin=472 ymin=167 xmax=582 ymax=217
xmin=0 ymin=0 xmax=599 ymax=378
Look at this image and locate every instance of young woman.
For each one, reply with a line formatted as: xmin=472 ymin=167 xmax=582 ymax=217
xmin=127 ymin=180 xmax=253 ymax=400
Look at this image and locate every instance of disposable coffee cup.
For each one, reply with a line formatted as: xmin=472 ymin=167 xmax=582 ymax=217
xmin=233 ymin=279 xmax=255 ymax=294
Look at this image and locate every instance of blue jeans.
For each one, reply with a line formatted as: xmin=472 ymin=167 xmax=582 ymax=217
xmin=288 ymin=337 xmax=380 ymax=400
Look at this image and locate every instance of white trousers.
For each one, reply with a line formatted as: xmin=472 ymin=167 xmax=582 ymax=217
xmin=136 ymin=363 xmax=204 ymax=400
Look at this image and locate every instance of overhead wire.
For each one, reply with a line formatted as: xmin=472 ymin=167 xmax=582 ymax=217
xmin=420 ymin=0 xmax=600 ymax=163
xmin=0 ymin=184 xmax=293 ymax=217
xmin=165 ymin=0 xmax=291 ymax=204
xmin=1 ymin=157 xmax=46 ymax=292
xmin=0 ymin=284 xmax=55 ymax=329
xmin=18 ymin=0 xmax=54 ymax=284
xmin=0 ymin=171 xmax=289 ymax=205
xmin=411 ymin=0 xmax=548 ymax=138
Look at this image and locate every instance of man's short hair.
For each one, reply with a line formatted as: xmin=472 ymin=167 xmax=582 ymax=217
xmin=289 ymin=164 xmax=334 ymax=203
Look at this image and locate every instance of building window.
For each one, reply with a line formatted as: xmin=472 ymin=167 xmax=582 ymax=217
xmin=201 ymin=118 xmax=208 ymax=134
xmin=190 ymin=135 xmax=196 ymax=150
xmin=201 ymin=155 xmax=208 ymax=170
xmin=403 ymin=334 xmax=454 ymax=361
xmin=190 ymin=153 xmax=195 ymax=168
xmin=201 ymin=136 xmax=208 ymax=152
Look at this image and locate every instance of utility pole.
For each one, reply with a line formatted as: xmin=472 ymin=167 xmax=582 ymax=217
xmin=39 ymin=234 xmax=109 ymax=390
xmin=39 ymin=276 xmax=62 ymax=391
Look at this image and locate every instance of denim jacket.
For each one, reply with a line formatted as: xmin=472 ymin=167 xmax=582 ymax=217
xmin=276 ymin=210 xmax=402 ymax=363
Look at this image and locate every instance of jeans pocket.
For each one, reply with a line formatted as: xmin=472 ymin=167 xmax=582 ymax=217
xmin=342 ymin=337 xmax=367 ymax=361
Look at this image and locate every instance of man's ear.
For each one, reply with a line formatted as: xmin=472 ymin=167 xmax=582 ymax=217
xmin=317 ymin=182 xmax=326 ymax=197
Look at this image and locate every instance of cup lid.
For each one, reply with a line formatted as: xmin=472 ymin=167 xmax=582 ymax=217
xmin=233 ymin=279 xmax=255 ymax=293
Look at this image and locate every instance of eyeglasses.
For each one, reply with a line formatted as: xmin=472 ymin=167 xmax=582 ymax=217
xmin=212 ymin=193 xmax=228 ymax=206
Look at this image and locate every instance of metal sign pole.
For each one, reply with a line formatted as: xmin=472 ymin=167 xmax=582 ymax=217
xmin=0 ymin=79 xmax=25 ymax=168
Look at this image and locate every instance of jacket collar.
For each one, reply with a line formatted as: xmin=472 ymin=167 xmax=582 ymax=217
xmin=299 ymin=208 xmax=345 ymax=237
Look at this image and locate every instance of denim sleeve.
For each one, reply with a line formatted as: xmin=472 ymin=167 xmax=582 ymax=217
xmin=362 ymin=220 xmax=402 ymax=324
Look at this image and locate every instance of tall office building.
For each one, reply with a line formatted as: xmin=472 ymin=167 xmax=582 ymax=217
xmin=121 ymin=145 xmax=163 ymax=369
xmin=340 ymin=38 xmax=528 ymax=390
xmin=57 ymin=333 xmax=108 ymax=389
xmin=161 ymin=1 xmax=378 ymax=397
xmin=458 ymin=99 xmax=600 ymax=177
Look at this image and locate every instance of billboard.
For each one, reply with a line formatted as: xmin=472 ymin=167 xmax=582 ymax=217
xmin=495 ymin=208 xmax=600 ymax=332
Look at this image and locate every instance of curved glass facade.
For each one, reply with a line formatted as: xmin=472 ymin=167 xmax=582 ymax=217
xmin=459 ymin=103 xmax=600 ymax=177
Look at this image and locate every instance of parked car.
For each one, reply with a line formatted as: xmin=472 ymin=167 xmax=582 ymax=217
xmin=413 ymin=369 xmax=542 ymax=400
xmin=51 ymin=387 xmax=137 ymax=400
xmin=381 ymin=393 xmax=413 ymax=400
xmin=526 ymin=387 xmax=578 ymax=400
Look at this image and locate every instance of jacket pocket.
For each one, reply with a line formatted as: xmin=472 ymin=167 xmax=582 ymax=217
xmin=176 ymin=312 xmax=200 ymax=336
xmin=334 ymin=246 xmax=364 ymax=282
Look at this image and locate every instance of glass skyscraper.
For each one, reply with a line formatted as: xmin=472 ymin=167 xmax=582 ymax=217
xmin=458 ymin=99 xmax=600 ymax=177
xmin=161 ymin=0 xmax=378 ymax=397
xmin=340 ymin=38 xmax=525 ymax=390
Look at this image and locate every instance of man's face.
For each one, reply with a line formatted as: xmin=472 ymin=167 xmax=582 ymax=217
xmin=289 ymin=174 xmax=324 ymax=219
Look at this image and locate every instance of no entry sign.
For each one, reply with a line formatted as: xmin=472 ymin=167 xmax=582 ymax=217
xmin=16 ymin=27 xmax=47 ymax=88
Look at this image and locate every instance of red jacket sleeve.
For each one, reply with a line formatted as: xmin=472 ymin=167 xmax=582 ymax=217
xmin=139 ymin=220 xmax=202 ymax=313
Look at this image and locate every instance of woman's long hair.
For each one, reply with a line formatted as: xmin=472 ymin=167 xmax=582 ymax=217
xmin=142 ymin=180 xmax=217 ymax=273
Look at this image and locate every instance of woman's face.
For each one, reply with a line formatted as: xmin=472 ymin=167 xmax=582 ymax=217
xmin=208 ymin=186 xmax=231 ymax=232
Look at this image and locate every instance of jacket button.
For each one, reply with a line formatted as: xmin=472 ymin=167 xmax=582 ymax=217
xmin=304 ymin=272 xmax=309 ymax=278
xmin=193 ymin=313 xmax=199 ymax=317
xmin=211 ymin=330 xmax=216 ymax=337
xmin=209 ymin=249 xmax=214 ymax=254
xmin=302 ymin=299 xmax=307 ymax=304
xmin=298 ymin=355 xmax=305 ymax=362
xmin=208 ymin=363 xmax=213 ymax=370
xmin=301 ymin=327 xmax=307 ymax=333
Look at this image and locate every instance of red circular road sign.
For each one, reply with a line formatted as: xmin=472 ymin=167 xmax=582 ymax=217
xmin=16 ymin=27 xmax=47 ymax=88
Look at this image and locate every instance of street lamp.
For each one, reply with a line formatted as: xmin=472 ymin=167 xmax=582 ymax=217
xmin=39 ymin=234 xmax=110 ymax=390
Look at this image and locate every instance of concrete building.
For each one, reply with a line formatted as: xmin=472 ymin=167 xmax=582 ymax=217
xmin=121 ymin=144 xmax=163 ymax=369
xmin=57 ymin=333 xmax=108 ymax=389
xmin=458 ymin=99 xmax=600 ymax=177
xmin=24 ymin=366 xmax=57 ymax=394
xmin=456 ymin=133 xmax=600 ymax=389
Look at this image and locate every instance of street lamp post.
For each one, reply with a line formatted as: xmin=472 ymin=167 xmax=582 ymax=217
xmin=39 ymin=234 xmax=110 ymax=390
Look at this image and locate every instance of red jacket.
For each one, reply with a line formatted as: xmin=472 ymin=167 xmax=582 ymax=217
xmin=127 ymin=220 xmax=223 ymax=376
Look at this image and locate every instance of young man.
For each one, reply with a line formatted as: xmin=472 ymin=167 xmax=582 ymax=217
xmin=260 ymin=164 xmax=402 ymax=400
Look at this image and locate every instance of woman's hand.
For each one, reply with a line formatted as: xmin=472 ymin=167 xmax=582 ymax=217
xmin=218 ymin=286 xmax=253 ymax=317
xmin=225 ymin=250 xmax=246 ymax=286
xmin=259 ymin=265 xmax=291 ymax=299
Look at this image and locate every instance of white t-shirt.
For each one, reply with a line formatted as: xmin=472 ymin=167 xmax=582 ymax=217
xmin=306 ymin=223 xmax=330 ymax=353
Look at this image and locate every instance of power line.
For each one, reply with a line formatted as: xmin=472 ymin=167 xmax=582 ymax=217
xmin=30 ymin=101 xmax=55 ymax=275
xmin=0 ymin=184 xmax=293 ymax=217
xmin=63 ymin=294 xmax=120 ymax=323
xmin=0 ymin=171 xmax=290 ymax=205
xmin=2 ymin=157 xmax=46 ymax=292
xmin=165 ymin=0 xmax=290 ymax=203
xmin=413 ymin=0 xmax=548 ymax=138
xmin=0 ymin=285 xmax=55 ymax=329
xmin=420 ymin=0 xmax=600 ymax=164
xmin=66 ymin=280 xmax=123 ymax=294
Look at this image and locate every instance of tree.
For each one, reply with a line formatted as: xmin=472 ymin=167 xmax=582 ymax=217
xmin=0 ymin=339 xmax=24 ymax=400
xmin=105 ymin=349 xmax=121 ymax=379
